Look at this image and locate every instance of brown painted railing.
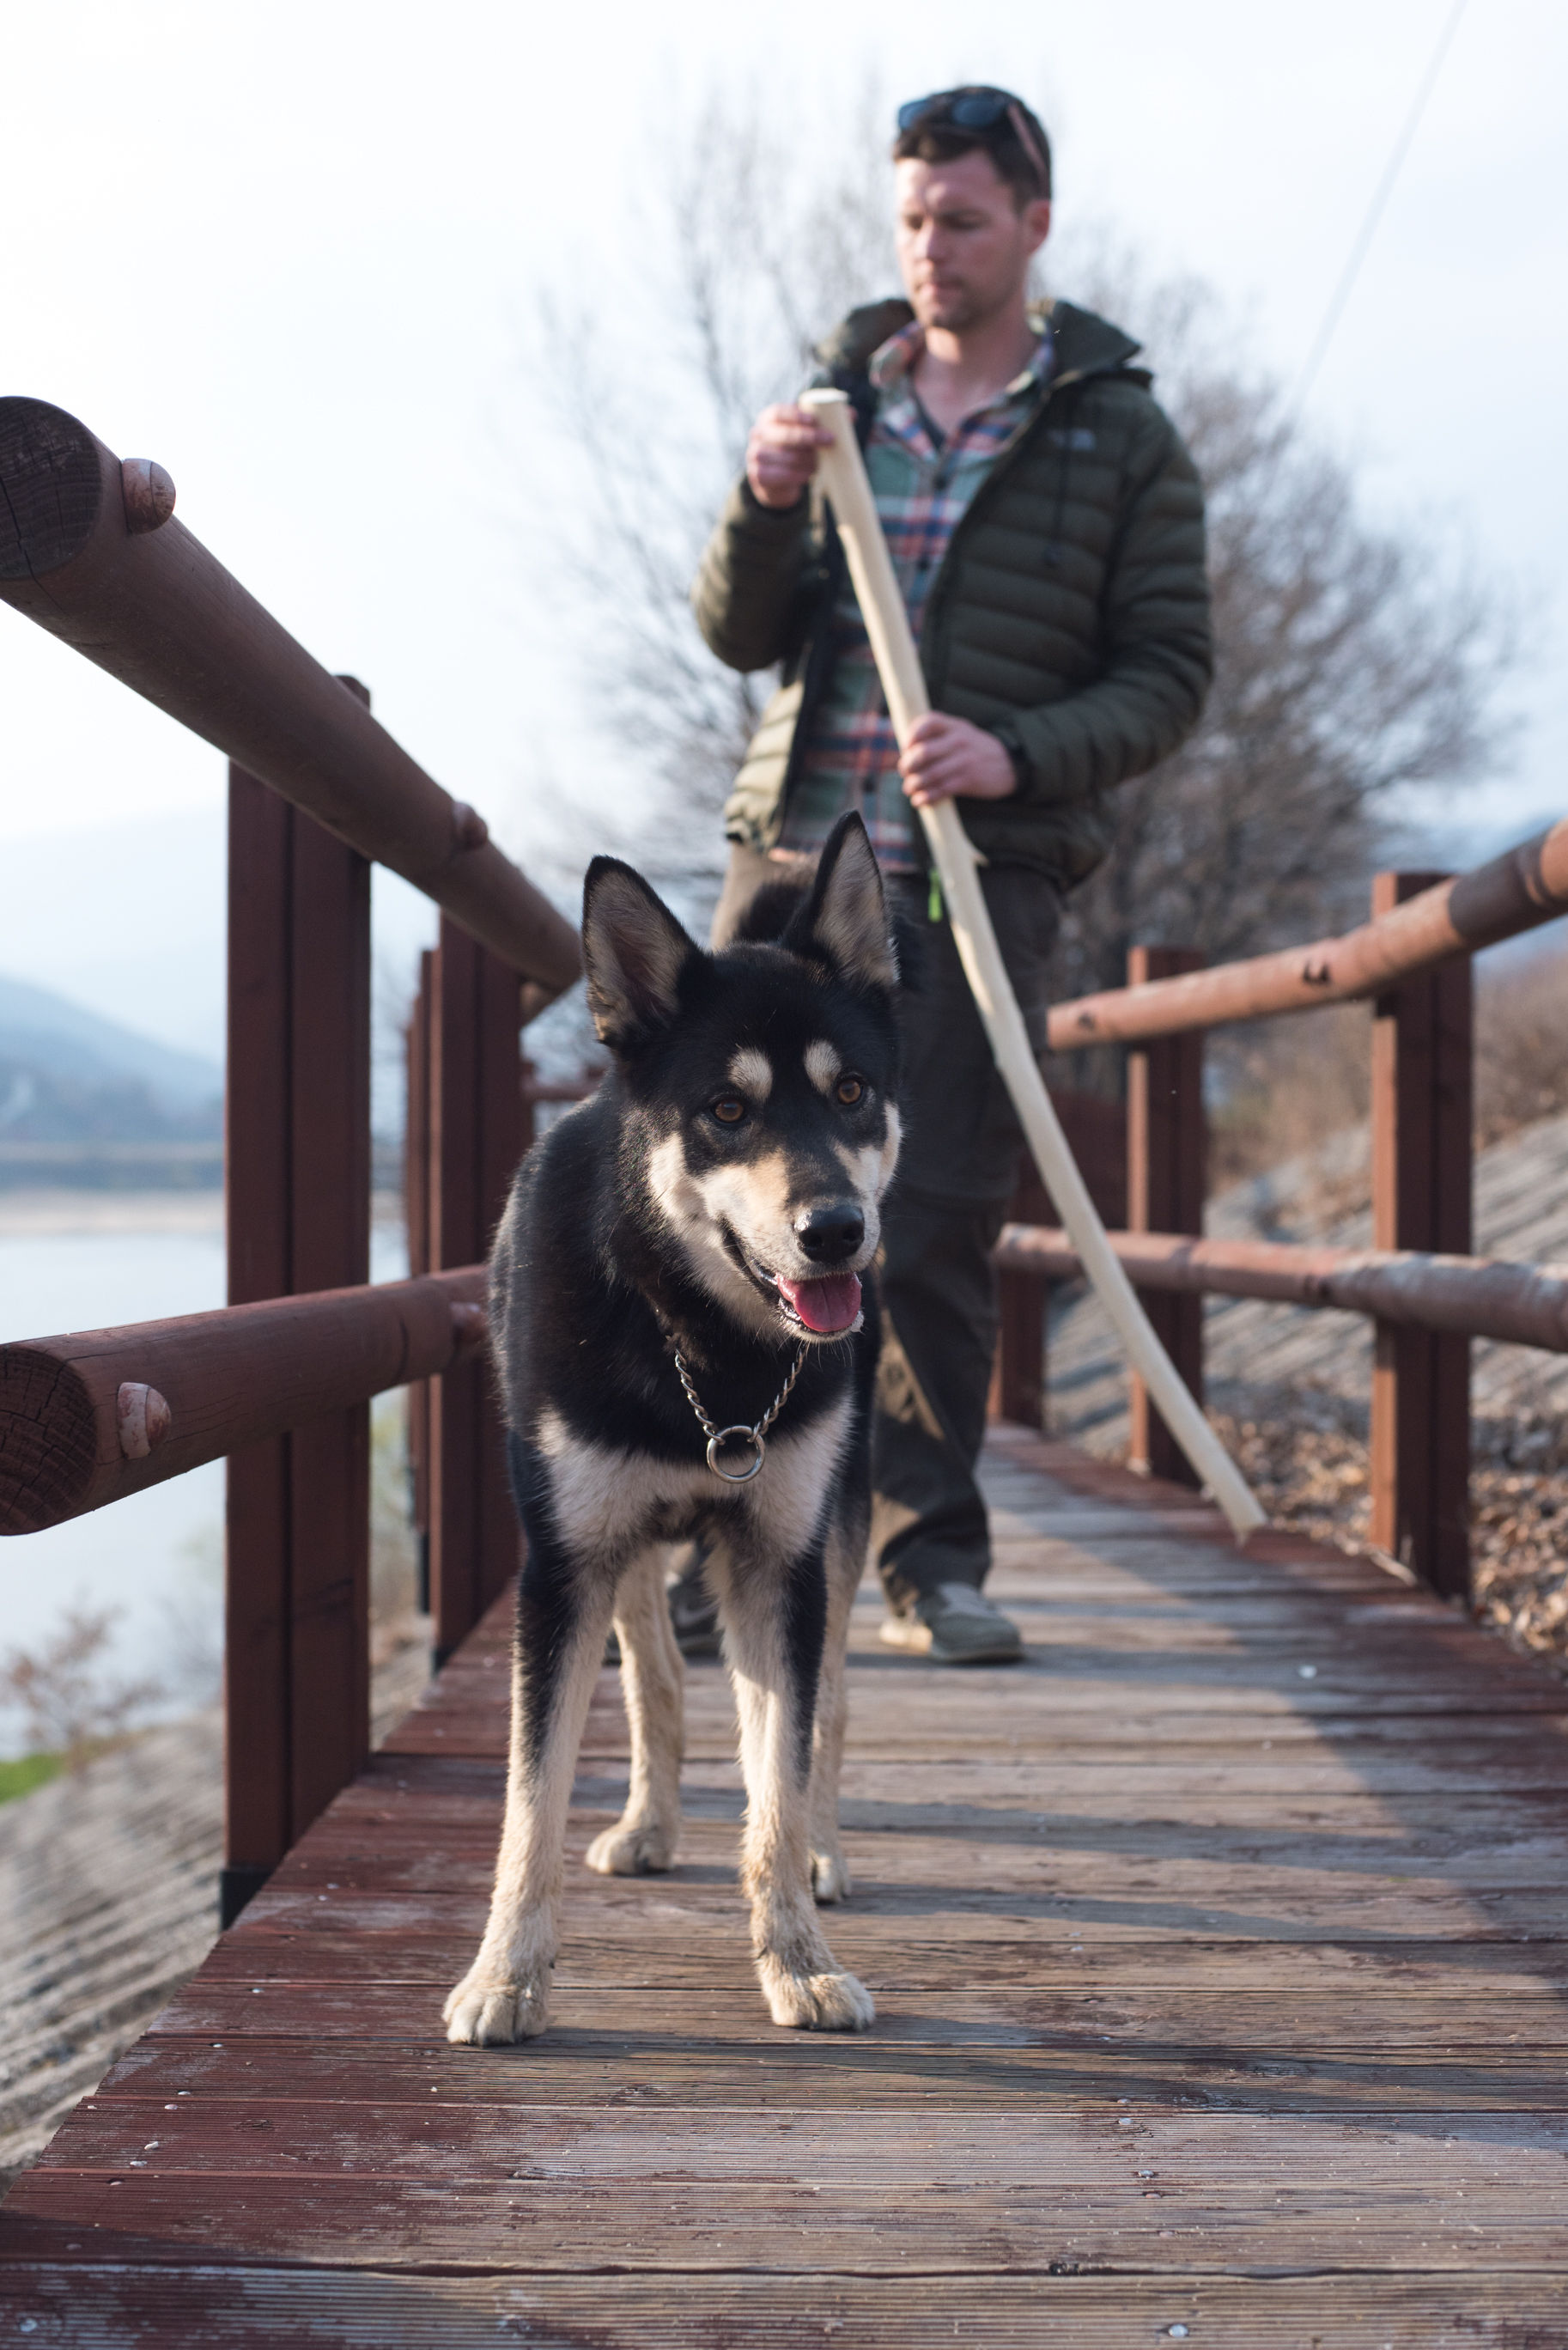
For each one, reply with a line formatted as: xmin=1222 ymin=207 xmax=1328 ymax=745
xmin=0 ymin=395 xmax=580 ymax=1920
xmin=0 ymin=398 xmax=581 ymax=999
xmin=994 ymin=856 xmax=1566 ymax=1605
xmin=1044 ymin=821 xmax=1568 ymax=1049
xmin=994 ymin=1228 xmax=1568 ymax=1351
xmin=5 ymin=392 xmax=1567 ymax=1919
xmin=0 ymin=1270 xmax=486 ymax=1538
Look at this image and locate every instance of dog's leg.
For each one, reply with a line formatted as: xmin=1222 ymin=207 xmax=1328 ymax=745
xmin=806 ymin=1520 xmax=860 ymax=1904
xmin=716 ymin=1538 xmax=874 ymax=2032
xmin=586 ymin=1543 xmax=684 ymax=1877
xmin=444 ymin=1537 xmax=616 ymax=2047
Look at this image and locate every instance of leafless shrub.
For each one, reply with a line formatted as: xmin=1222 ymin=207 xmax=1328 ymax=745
xmin=1041 ymin=248 xmax=1516 ymax=1056
xmin=1474 ymin=944 xmax=1568 ymax=1148
xmin=371 ymin=1393 xmax=422 ymax=1635
xmin=1 ymin=1607 xmax=162 ymax=1768
xmin=1208 ymin=1002 xmax=1371 ymax=1199
xmin=515 ymin=82 xmax=894 ymax=916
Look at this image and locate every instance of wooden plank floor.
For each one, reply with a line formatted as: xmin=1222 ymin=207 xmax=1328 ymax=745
xmin=5 ymin=1425 xmax=1568 ymax=2345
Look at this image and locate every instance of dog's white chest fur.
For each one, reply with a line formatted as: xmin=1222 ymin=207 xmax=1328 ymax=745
xmin=535 ymin=1396 xmax=854 ymax=1562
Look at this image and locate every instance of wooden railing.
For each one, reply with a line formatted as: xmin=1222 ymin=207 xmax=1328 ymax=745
xmin=0 ymin=397 xmax=580 ymax=1923
xmin=5 ymin=393 xmax=1568 ymax=1920
xmin=992 ymin=842 xmax=1568 ymax=1603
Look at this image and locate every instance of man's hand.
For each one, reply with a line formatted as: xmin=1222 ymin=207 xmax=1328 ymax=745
xmin=899 ymin=714 xmax=1018 ymax=807
xmin=745 ymin=404 xmax=836 ymax=511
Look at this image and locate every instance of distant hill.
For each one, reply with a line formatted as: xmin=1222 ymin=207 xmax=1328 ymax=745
xmin=0 ymin=973 xmax=222 ymax=1117
xmin=0 ymin=974 xmax=222 ymax=1183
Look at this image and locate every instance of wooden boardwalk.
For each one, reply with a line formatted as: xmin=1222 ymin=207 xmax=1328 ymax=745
xmin=4 ymin=1427 xmax=1568 ymax=2345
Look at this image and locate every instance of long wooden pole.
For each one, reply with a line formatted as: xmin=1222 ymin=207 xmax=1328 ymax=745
xmin=801 ymin=387 xmax=1265 ymax=1537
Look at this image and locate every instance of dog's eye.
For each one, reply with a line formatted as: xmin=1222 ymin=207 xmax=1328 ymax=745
xmin=712 ymin=1097 xmax=747 ymax=1125
xmin=836 ymin=1076 xmax=864 ymax=1107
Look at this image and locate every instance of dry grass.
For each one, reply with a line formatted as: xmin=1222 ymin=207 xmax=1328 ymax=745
xmin=1210 ymin=1400 xmax=1568 ymax=1675
xmin=1474 ymin=944 xmax=1568 ymax=1147
xmin=1208 ymin=941 xmax=1568 ymax=1195
xmin=1209 ymin=1003 xmax=1371 ymax=1199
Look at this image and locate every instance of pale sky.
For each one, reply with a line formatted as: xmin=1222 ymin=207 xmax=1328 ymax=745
xmin=3 ymin=0 xmax=1564 ymax=980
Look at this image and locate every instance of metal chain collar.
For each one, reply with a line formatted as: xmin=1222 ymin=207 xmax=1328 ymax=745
xmin=673 ymin=1344 xmax=807 ymax=1483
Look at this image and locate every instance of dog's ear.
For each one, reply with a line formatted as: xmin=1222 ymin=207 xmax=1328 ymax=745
xmin=793 ymin=813 xmax=897 ymax=991
xmin=582 ymin=858 xmax=698 ymax=1050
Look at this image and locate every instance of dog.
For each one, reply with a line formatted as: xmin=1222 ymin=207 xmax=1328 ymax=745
xmin=444 ymin=812 xmax=903 ymax=2045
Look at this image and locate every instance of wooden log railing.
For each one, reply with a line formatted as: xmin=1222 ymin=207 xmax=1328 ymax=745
xmin=0 ymin=397 xmax=581 ymax=1000
xmin=0 ymin=393 xmax=591 ymax=1920
xmin=1043 ymin=820 xmax=1568 ymax=1050
xmin=5 ymin=387 xmax=1567 ymax=1909
xmin=0 ymin=1271 xmax=486 ymax=1538
xmin=995 ymin=850 xmax=1567 ymax=1601
xmin=992 ymin=1229 xmax=1568 ymax=1352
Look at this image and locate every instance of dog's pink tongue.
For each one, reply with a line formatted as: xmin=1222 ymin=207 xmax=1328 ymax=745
xmin=777 ymin=1272 xmax=862 ymax=1333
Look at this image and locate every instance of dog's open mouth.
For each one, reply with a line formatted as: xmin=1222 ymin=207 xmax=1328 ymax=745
xmin=723 ymin=1229 xmax=865 ymax=1336
xmin=773 ymin=1272 xmax=862 ymax=1335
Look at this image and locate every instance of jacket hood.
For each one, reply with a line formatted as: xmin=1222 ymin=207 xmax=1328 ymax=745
xmin=813 ymin=295 xmax=1149 ymax=389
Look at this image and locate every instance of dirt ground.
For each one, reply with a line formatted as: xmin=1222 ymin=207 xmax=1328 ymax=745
xmin=1211 ymin=1397 xmax=1568 ymax=1673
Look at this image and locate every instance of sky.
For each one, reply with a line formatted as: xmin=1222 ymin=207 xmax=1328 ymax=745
xmin=3 ymin=0 xmax=1565 ymax=1056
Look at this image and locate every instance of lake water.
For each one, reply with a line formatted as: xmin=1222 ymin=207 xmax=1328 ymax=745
xmin=0 ymin=1196 xmax=405 ymax=1756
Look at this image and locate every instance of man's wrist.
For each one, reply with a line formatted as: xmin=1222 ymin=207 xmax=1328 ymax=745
xmin=989 ymin=724 xmax=1030 ymax=796
xmin=742 ymin=475 xmax=809 ymax=518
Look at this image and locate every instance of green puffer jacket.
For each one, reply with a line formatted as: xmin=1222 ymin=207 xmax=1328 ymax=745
xmin=691 ymin=297 xmax=1212 ymax=887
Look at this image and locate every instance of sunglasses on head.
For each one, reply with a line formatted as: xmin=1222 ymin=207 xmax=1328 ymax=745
xmin=896 ymin=88 xmax=1050 ymax=195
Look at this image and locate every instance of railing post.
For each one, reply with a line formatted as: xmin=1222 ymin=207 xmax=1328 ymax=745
xmin=1370 ymin=872 xmax=1473 ymax=1598
xmin=1126 ymin=947 xmax=1206 ymax=1486
xmin=988 ymin=1154 xmax=1050 ymax=1430
xmin=988 ymin=1092 xmax=1128 ymax=1431
xmin=423 ymin=917 xmax=527 ymax=1665
xmin=404 ymin=950 xmax=435 ymax=1614
xmin=222 ymin=674 xmax=372 ymax=1928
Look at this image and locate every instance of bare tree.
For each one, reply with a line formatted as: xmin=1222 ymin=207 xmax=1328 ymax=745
xmin=2 ymin=1605 xmax=161 ymax=1768
xmin=519 ymin=85 xmax=893 ymax=915
xmin=519 ymin=92 xmax=1516 ymax=981
xmin=1042 ymin=250 xmax=1516 ymax=1023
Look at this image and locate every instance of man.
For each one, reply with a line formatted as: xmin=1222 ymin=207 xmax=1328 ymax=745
xmin=690 ymin=87 xmax=1212 ymax=1664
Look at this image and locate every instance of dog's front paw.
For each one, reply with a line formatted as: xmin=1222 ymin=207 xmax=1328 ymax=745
xmin=811 ymin=1847 xmax=852 ymax=1904
xmin=586 ymin=1820 xmax=677 ymax=1876
xmin=757 ymin=1953 xmax=875 ymax=2032
xmin=442 ymin=1968 xmax=550 ymax=2046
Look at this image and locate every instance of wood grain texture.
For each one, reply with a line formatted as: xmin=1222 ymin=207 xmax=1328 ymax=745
xmin=6 ymin=1434 xmax=1568 ymax=2341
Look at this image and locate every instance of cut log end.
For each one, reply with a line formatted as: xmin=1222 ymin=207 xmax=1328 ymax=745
xmin=121 ymin=458 xmax=176 ymax=535
xmin=0 ymin=1349 xmax=99 ymax=1535
xmin=0 ymin=398 xmax=105 ymax=582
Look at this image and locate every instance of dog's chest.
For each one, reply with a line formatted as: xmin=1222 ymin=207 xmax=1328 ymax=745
xmin=534 ymin=1396 xmax=853 ymax=1562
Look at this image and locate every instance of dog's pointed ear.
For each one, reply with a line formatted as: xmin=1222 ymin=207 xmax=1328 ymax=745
xmin=794 ymin=813 xmax=897 ymax=990
xmin=582 ymin=858 xmax=698 ymax=1050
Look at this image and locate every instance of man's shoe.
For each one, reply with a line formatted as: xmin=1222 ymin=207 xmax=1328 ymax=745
xmin=879 ymin=1581 xmax=1024 ymax=1666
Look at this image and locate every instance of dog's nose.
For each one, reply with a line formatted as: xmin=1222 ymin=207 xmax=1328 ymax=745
xmin=797 ymin=1203 xmax=865 ymax=1263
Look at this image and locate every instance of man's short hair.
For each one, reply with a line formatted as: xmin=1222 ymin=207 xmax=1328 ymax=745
xmin=891 ymin=88 xmax=1053 ymax=210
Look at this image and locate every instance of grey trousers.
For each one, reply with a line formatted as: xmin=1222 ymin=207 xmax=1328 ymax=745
xmin=713 ymin=843 xmax=1061 ymax=1613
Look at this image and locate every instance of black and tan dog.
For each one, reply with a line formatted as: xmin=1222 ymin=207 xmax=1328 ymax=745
xmin=445 ymin=813 xmax=902 ymax=2045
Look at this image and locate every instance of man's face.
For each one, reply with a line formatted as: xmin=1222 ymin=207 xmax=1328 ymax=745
xmin=894 ymin=151 xmax=1051 ymax=335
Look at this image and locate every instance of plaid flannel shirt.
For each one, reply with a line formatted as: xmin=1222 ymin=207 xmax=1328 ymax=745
xmin=777 ymin=319 xmax=1054 ymax=873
